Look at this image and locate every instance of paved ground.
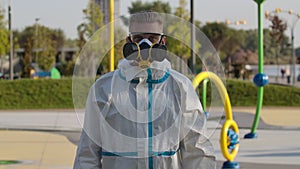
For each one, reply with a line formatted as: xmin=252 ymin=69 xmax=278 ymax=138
xmin=0 ymin=107 xmax=299 ymax=169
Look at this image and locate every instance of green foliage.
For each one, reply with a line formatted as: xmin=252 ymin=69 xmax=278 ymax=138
xmin=77 ymin=0 xmax=103 ymax=49
xmin=21 ymin=39 xmax=33 ymax=78
xmin=174 ymin=0 xmax=189 ymax=20
xmin=128 ymin=0 xmax=171 ymax=14
xmin=0 ymin=78 xmax=299 ymax=109
xmin=35 ymin=27 xmax=56 ymax=71
xmin=14 ymin=24 xmax=65 ymax=72
xmin=0 ymin=8 xmax=9 ymax=59
xmin=200 ymin=22 xmax=291 ymax=65
xmin=165 ymin=0 xmax=200 ymax=62
xmin=228 ymin=80 xmax=300 ymax=106
xmin=15 ymin=25 xmax=65 ymax=50
xmin=72 ymin=0 xmax=133 ymax=77
xmin=264 ymin=84 xmax=300 ymax=106
xmin=0 ymin=29 xmax=9 ymax=57
xmin=62 ymin=61 xmax=75 ymax=76
xmin=221 ymin=29 xmax=246 ymax=58
xmin=101 ymin=27 xmax=127 ymax=73
xmin=197 ymin=79 xmax=300 ymax=107
xmin=242 ymin=29 xmax=258 ymax=52
xmin=0 ymin=78 xmax=73 ymax=109
xmin=201 ymin=22 xmax=234 ymax=53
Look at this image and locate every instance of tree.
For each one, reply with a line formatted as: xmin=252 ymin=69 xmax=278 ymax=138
xmin=242 ymin=29 xmax=258 ymax=53
xmin=166 ymin=0 xmax=192 ymax=61
xmin=201 ymin=22 xmax=233 ymax=54
xmin=0 ymin=8 xmax=9 ymax=74
xmin=101 ymin=27 xmax=127 ymax=73
xmin=15 ymin=25 xmax=65 ymax=71
xmin=16 ymin=25 xmax=65 ymax=50
xmin=77 ymin=0 xmax=103 ymax=49
xmin=36 ymin=28 xmax=56 ymax=71
xmin=128 ymin=0 xmax=171 ymax=14
xmin=269 ymin=15 xmax=287 ymax=44
xmin=239 ymin=29 xmax=289 ymax=64
xmin=221 ymin=29 xmax=246 ymax=59
xmin=174 ymin=0 xmax=189 ymax=20
xmin=124 ymin=0 xmax=171 ymax=28
xmin=21 ymin=38 xmax=33 ymax=78
xmin=268 ymin=15 xmax=287 ymax=67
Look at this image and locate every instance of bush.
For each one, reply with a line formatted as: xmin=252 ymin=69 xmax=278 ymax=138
xmin=0 ymin=78 xmax=299 ymax=109
xmin=197 ymin=79 xmax=300 ymax=107
xmin=0 ymin=78 xmax=73 ymax=109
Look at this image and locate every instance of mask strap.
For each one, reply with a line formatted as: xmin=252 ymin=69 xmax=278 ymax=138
xmin=158 ymin=35 xmax=165 ymax=44
xmin=135 ymin=42 xmax=141 ymax=59
xmin=127 ymin=36 xmax=133 ymax=43
xmin=148 ymin=43 xmax=155 ymax=62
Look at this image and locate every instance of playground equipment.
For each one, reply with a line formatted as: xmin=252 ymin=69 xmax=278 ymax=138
xmin=244 ymin=0 xmax=268 ymax=139
xmin=193 ymin=71 xmax=240 ymax=169
xmin=109 ymin=0 xmax=114 ymax=72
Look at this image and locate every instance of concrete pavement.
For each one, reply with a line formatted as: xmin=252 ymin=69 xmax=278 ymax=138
xmin=0 ymin=107 xmax=299 ymax=169
xmin=0 ymin=130 xmax=77 ymax=169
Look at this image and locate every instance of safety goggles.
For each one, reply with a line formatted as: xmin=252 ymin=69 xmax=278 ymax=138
xmin=128 ymin=33 xmax=164 ymax=44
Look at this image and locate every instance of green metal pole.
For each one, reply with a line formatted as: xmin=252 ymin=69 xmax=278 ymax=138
xmin=245 ymin=0 xmax=265 ymax=138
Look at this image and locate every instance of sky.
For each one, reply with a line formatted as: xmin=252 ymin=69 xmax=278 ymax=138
xmin=0 ymin=0 xmax=299 ymax=47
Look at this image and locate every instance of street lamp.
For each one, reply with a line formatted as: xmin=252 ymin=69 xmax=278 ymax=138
xmin=8 ymin=0 xmax=13 ymax=80
xmin=189 ymin=0 xmax=195 ymax=73
xmin=34 ymin=18 xmax=40 ymax=65
xmin=265 ymin=8 xmax=300 ymax=85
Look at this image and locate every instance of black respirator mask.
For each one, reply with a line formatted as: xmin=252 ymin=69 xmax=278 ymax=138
xmin=123 ymin=38 xmax=167 ymax=68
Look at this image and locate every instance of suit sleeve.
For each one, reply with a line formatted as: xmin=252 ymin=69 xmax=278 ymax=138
xmin=73 ymin=131 xmax=102 ymax=169
xmin=179 ymin=81 xmax=216 ymax=169
xmin=73 ymin=83 xmax=104 ymax=169
xmin=180 ymin=110 xmax=216 ymax=169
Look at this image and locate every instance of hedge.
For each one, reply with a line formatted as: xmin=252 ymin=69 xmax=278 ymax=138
xmin=0 ymin=78 xmax=73 ymax=109
xmin=0 ymin=78 xmax=299 ymax=109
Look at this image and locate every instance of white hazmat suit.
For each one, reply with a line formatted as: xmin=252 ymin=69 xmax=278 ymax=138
xmin=73 ymin=59 xmax=216 ymax=169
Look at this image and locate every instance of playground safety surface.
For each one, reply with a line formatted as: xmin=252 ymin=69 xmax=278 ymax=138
xmin=0 ymin=107 xmax=299 ymax=169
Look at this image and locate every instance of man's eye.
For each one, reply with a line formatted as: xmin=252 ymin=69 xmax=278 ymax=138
xmin=133 ymin=36 xmax=142 ymax=42
xmin=149 ymin=36 xmax=160 ymax=43
xmin=149 ymin=37 xmax=155 ymax=41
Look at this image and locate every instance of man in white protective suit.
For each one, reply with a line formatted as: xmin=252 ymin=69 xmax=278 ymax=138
xmin=73 ymin=11 xmax=216 ymax=169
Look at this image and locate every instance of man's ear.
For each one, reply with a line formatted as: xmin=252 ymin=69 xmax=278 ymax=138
xmin=160 ymin=35 xmax=166 ymax=45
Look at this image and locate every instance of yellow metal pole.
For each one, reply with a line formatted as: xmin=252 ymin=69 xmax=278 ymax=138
xmin=110 ymin=0 xmax=115 ymax=71
xmin=192 ymin=72 xmax=233 ymax=120
xmin=192 ymin=71 xmax=240 ymax=163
